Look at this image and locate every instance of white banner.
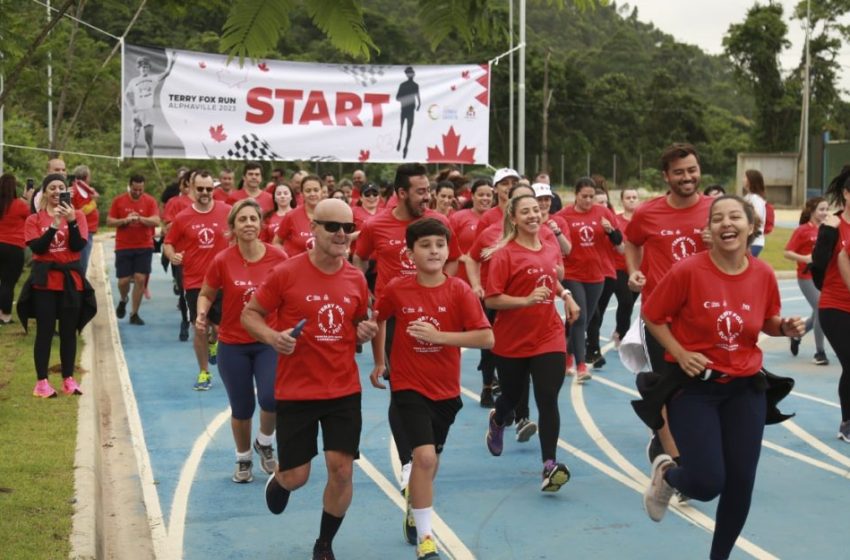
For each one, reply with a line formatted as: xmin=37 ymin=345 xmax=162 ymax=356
xmin=122 ymin=44 xmax=490 ymax=164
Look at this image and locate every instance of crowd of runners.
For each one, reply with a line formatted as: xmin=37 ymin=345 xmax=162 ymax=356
xmin=1 ymin=143 xmax=850 ymax=560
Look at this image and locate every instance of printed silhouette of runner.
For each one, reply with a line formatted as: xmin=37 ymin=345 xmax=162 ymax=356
xmin=126 ymin=51 xmax=175 ymax=157
xmin=396 ymin=66 xmax=421 ymax=159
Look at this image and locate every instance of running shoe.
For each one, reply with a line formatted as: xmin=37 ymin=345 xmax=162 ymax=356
xmin=208 ymin=340 xmax=218 ymax=365
xmin=400 ymin=461 xmax=412 ymax=491
xmin=179 ymin=320 xmax=190 ymax=342
xmin=62 ymin=377 xmax=83 ymax=396
xmin=193 ymin=370 xmax=212 ymax=391
xmin=416 ymin=536 xmax=440 ymax=559
xmin=646 ymin=433 xmax=664 ymax=465
xmin=403 ymin=486 xmax=417 ymax=545
xmin=790 ymin=336 xmax=801 ymax=357
xmin=586 ymin=350 xmax=602 ymax=366
xmin=838 ymin=421 xmax=850 ymax=443
xmin=813 ymin=351 xmax=830 ymax=366
xmin=312 ymin=539 xmax=336 ymax=560
xmin=232 ymin=460 xmax=253 ymax=483
xmin=565 ymin=354 xmax=576 ymax=376
xmin=264 ymin=473 xmax=290 ymax=514
xmin=576 ymin=363 xmax=592 ymax=384
xmin=253 ymin=439 xmax=276 ymax=475
xmin=485 ymin=409 xmax=505 ymax=456
xmin=643 ymin=454 xmax=675 ymax=522
xmin=593 ymin=355 xmax=607 ymax=369
xmin=129 ymin=313 xmax=145 ymax=326
xmin=480 ymin=386 xmax=495 ymax=408
xmin=515 ymin=418 xmax=537 ymax=443
xmin=33 ymin=379 xmax=58 ymax=399
xmin=116 ymin=298 xmax=127 ymax=319
xmin=541 ymin=459 xmax=571 ymax=492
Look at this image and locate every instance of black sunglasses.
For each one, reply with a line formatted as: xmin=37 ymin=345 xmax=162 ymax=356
xmin=314 ymin=220 xmax=356 ymax=234
xmin=362 ymin=190 xmax=379 ymax=197
xmin=196 ymin=187 xmax=215 ymax=193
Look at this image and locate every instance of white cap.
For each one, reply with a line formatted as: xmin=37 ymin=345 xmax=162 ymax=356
xmin=532 ymin=182 xmax=552 ymax=198
xmin=493 ymin=168 xmax=520 ymax=185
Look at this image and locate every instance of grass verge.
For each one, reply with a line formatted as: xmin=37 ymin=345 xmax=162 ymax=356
xmin=0 ymin=277 xmax=80 ymax=560
xmin=760 ymin=227 xmax=795 ymax=272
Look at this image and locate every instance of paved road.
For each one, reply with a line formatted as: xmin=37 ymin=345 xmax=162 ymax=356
xmin=105 ymin=241 xmax=850 ymax=559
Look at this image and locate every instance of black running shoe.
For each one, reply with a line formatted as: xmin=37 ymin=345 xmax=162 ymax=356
xmin=480 ymin=387 xmax=495 ymax=408
xmin=264 ymin=474 xmax=290 ymax=514
xmin=129 ymin=313 xmax=145 ymax=326
xmin=790 ymin=337 xmax=801 ymax=357
xmin=179 ymin=320 xmax=190 ymax=342
xmin=116 ymin=299 xmax=127 ymax=319
xmin=312 ymin=539 xmax=335 ymax=560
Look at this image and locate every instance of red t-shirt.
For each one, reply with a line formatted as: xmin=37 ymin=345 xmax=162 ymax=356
xmin=274 ymin=205 xmax=314 ymax=256
xmin=450 ymin=208 xmax=484 ymax=285
xmin=485 ymin=240 xmax=566 ymax=357
xmin=213 ymin=188 xmax=234 ymax=203
xmin=226 ymin=189 xmax=274 ymax=215
xmin=164 ymin=203 xmax=232 ymax=290
xmin=204 ymin=243 xmax=288 ymax=344
xmin=163 ymin=195 xmax=192 ymax=223
xmin=624 ymin=194 xmax=712 ymax=298
xmin=613 ymin=213 xmax=630 ymax=271
xmin=0 ymin=198 xmax=31 ymax=248
xmin=819 ymin=217 xmax=850 ymax=313
xmin=260 ymin=212 xmax=287 ymax=243
xmin=785 ymin=222 xmax=818 ymax=280
xmin=351 ymin=205 xmax=379 ymax=255
xmin=475 ymin=206 xmax=504 ymax=238
xmin=375 ymin=275 xmax=490 ymax=400
xmin=24 ymin=210 xmax=88 ymax=291
xmin=254 ymin=253 xmax=369 ymax=400
xmin=643 ymin=252 xmax=780 ymax=377
xmin=556 ymin=204 xmax=620 ymax=283
xmin=109 ymin=192 xmax=159 ymax=250
xmin=71 ymin=180 xmax=99 ymax=233
xmin=355 ymin=209 xmax=460 ymax=298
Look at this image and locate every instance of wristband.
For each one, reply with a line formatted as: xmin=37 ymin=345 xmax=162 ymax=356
xmin=552 ymin=229 xmax=562 ymax=236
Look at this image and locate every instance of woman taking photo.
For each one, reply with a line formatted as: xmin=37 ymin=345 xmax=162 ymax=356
xmin=483 ymin=193 xmax=580 ymax=493
xmin=197 ymin=199 xmax=287 ymax=482
xmin=261 ymin=183 xmax=296 ymax=243
xmin=0 ymin=173 xmax=30 ymax=325
xmin=274 ymin=175 xmax=323 ymax=256
xmin=743 ymin=169 xmax=768 ymax=257
xmin=24 ymin=174 xmax=89 ymax=398
xmin=641 ymin=195 xmax=804 ymax=560
xmin=783 ymin=197 xmax=830 ymax=365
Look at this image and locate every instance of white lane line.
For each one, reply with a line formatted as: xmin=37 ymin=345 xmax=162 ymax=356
xmin=761 ymin=441 xmax=850 ymax=479
xmin=100 ymin=239 xmax=169 ymax=558
xmin=789 ymin=391 xmax=840 ymax=409
xmin=166 ymin=406 xmax=231 ymax=559
xmin=780 ymin=420 xmax=850 ymax=469
xmin=386 ymin=432 xmax=473 ymax=559
xmin=569 ymin=374 xmax=778 ymax=560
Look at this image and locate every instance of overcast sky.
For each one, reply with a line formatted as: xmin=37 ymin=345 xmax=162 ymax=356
xmin=624 ymin=0 xmax=850 ymax=97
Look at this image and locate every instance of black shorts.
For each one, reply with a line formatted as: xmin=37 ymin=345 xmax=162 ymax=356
xmin=275 ymin=393 xmax=362 ymax=471
xmin=184 ymin=288 xmax=222 ymax=325
xmin=115 ymin=248 xmax=153 ymax=278
xmin=391 ymin=390 xmax=462 ymax=453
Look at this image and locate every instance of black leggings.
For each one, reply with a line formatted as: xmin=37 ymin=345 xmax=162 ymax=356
xmin=586 ymin=276 xmax=616 ymax=355
xmin=614 ymin=269 xmax=639 ymax=338
xmin=0 ymin=243 xmax=24 ymax=314
xmin=172 ymin=265 xmax=188 ymax=322
xmin=665 ymin=376 xmax=766 ymax=560
xmin=493 ymin=352 xmax=566 ymax=462
xmin=820 ymin=308 xmax=850 ymax=421
xmin=478 ymin=306 xmax=497 ymax=386
xmin=33 ymin=289 xmax=81 ymax=380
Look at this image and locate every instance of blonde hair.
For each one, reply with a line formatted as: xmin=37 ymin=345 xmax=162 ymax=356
xmin=227 ymin=198 xmax=263 ymax=231
xmin=481 ymin=193 xmax=537 ymax=260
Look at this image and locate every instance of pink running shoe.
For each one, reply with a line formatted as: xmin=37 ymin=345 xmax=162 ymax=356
xmin=63 ymin=377 xmax=83 ymax=396
xmin=576 ymin=363 xmax=592 ymax=384
xmin=565 ymin=354 xmax=576 ymax=376
xmin=33 ymin=379 xmax=58 ymax=398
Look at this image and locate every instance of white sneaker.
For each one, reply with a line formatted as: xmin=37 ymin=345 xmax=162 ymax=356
xmin=400 ymin=461 xmax=412 ymax=491
xmin=838 ymin=421 xmax=850 ymax=443
xmin=643 ymin=454 xmax=675 ymax=522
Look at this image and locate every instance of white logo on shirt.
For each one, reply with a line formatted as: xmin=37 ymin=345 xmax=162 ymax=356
xmin=198 ymin=227 xmax=215 ymax=248
xmin=412 ymin=314 xmax=442 ymax=352
xmin=716 ymin=310 xmax=744 ymax=350
xmin=579 ymin=225 xmax=595 ymax=245
xmin=316 ymin=303 xmax=345 ymax=340
xmin=670 ymin=236 xmax=697 ymax=261
xmin=399 ymin=246 xmax=416 ymax=271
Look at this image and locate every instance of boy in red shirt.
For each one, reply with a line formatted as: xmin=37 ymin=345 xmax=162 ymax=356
xmin=371 ymin=218 xmax=493 ymax=559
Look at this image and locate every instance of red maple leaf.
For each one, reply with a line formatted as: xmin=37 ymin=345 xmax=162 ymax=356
xmin=258 ymin=62 xmax=269 ymax=72
xmin=358 ymin=149 xmax=370 ymax=162
xmin=426 ymin=126 xmax=476 ymax=164
xmin=209 ymin=124 xmax=227 ymax=143
xmin=461 ymin=70 xmax=470 ymax=79
xmin=199 ymin=61 xmax=207 ymax=69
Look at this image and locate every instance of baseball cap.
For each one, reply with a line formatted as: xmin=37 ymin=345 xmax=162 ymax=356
xmin=532 ymin=182 xmax=552 ymax=198
xmin=361 ymin=183 xmax=379 ymax=195
xmin=493 ymin=168 xmax=520 ymax=185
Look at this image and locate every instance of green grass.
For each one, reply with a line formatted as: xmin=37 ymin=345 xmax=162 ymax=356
xmin=761 ymin=227 xmax=794 ymax=272
xmin=0 ymin=276 xmax=79 ymax=560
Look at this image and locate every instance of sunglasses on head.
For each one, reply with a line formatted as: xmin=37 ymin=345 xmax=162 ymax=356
xmin=196 ymin=187 xmax=215 ymax=193
xmin=314 ymin=220 xmax=356 ymax=234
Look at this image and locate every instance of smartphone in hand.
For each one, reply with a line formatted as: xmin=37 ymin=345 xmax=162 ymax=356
xmin=59 ymin=192 xmax=72 ymax=207
xmin=291 ymin=319 xmax=307 ymax=338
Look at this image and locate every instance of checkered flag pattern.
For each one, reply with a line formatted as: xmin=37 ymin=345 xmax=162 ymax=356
xmin=224 ymin=133 xmax=282 ymax=160
xmin=340 ymin=65 xmax=387 ymax=87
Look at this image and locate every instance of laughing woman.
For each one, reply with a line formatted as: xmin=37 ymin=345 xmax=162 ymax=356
xmin=641 ymin=195 xmax=804 ymax=560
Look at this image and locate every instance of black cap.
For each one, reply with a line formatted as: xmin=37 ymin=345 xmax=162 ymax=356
xmin=361 ymin=183 xmax=379 ymax=195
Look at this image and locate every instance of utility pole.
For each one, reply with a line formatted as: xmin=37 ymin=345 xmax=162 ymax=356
xmin=518 ymin=0 xmax=526 ymax=175
xmin=801 ymin=0 xmax=811 ymax=196
xmin=508 ymin=0 xmax=514 ymax=169
xmin=47 ymin=0 xmax=54 ymax=150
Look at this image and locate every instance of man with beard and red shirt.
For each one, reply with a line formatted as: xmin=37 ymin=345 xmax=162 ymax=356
xmin=624 ymin=143 xmax=713 ymax=474
xmin=107 ymin=175 xmax=160 ymax=325
xmin=241 ymin=199 xmax=378 ymax=560
xmin=165 ymin=171 xmax=231 ymax=390
xmin=227 ymin=162 xmax=274 ymax=214
xmin=352 ymin=163 xmax=460 ymax=539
